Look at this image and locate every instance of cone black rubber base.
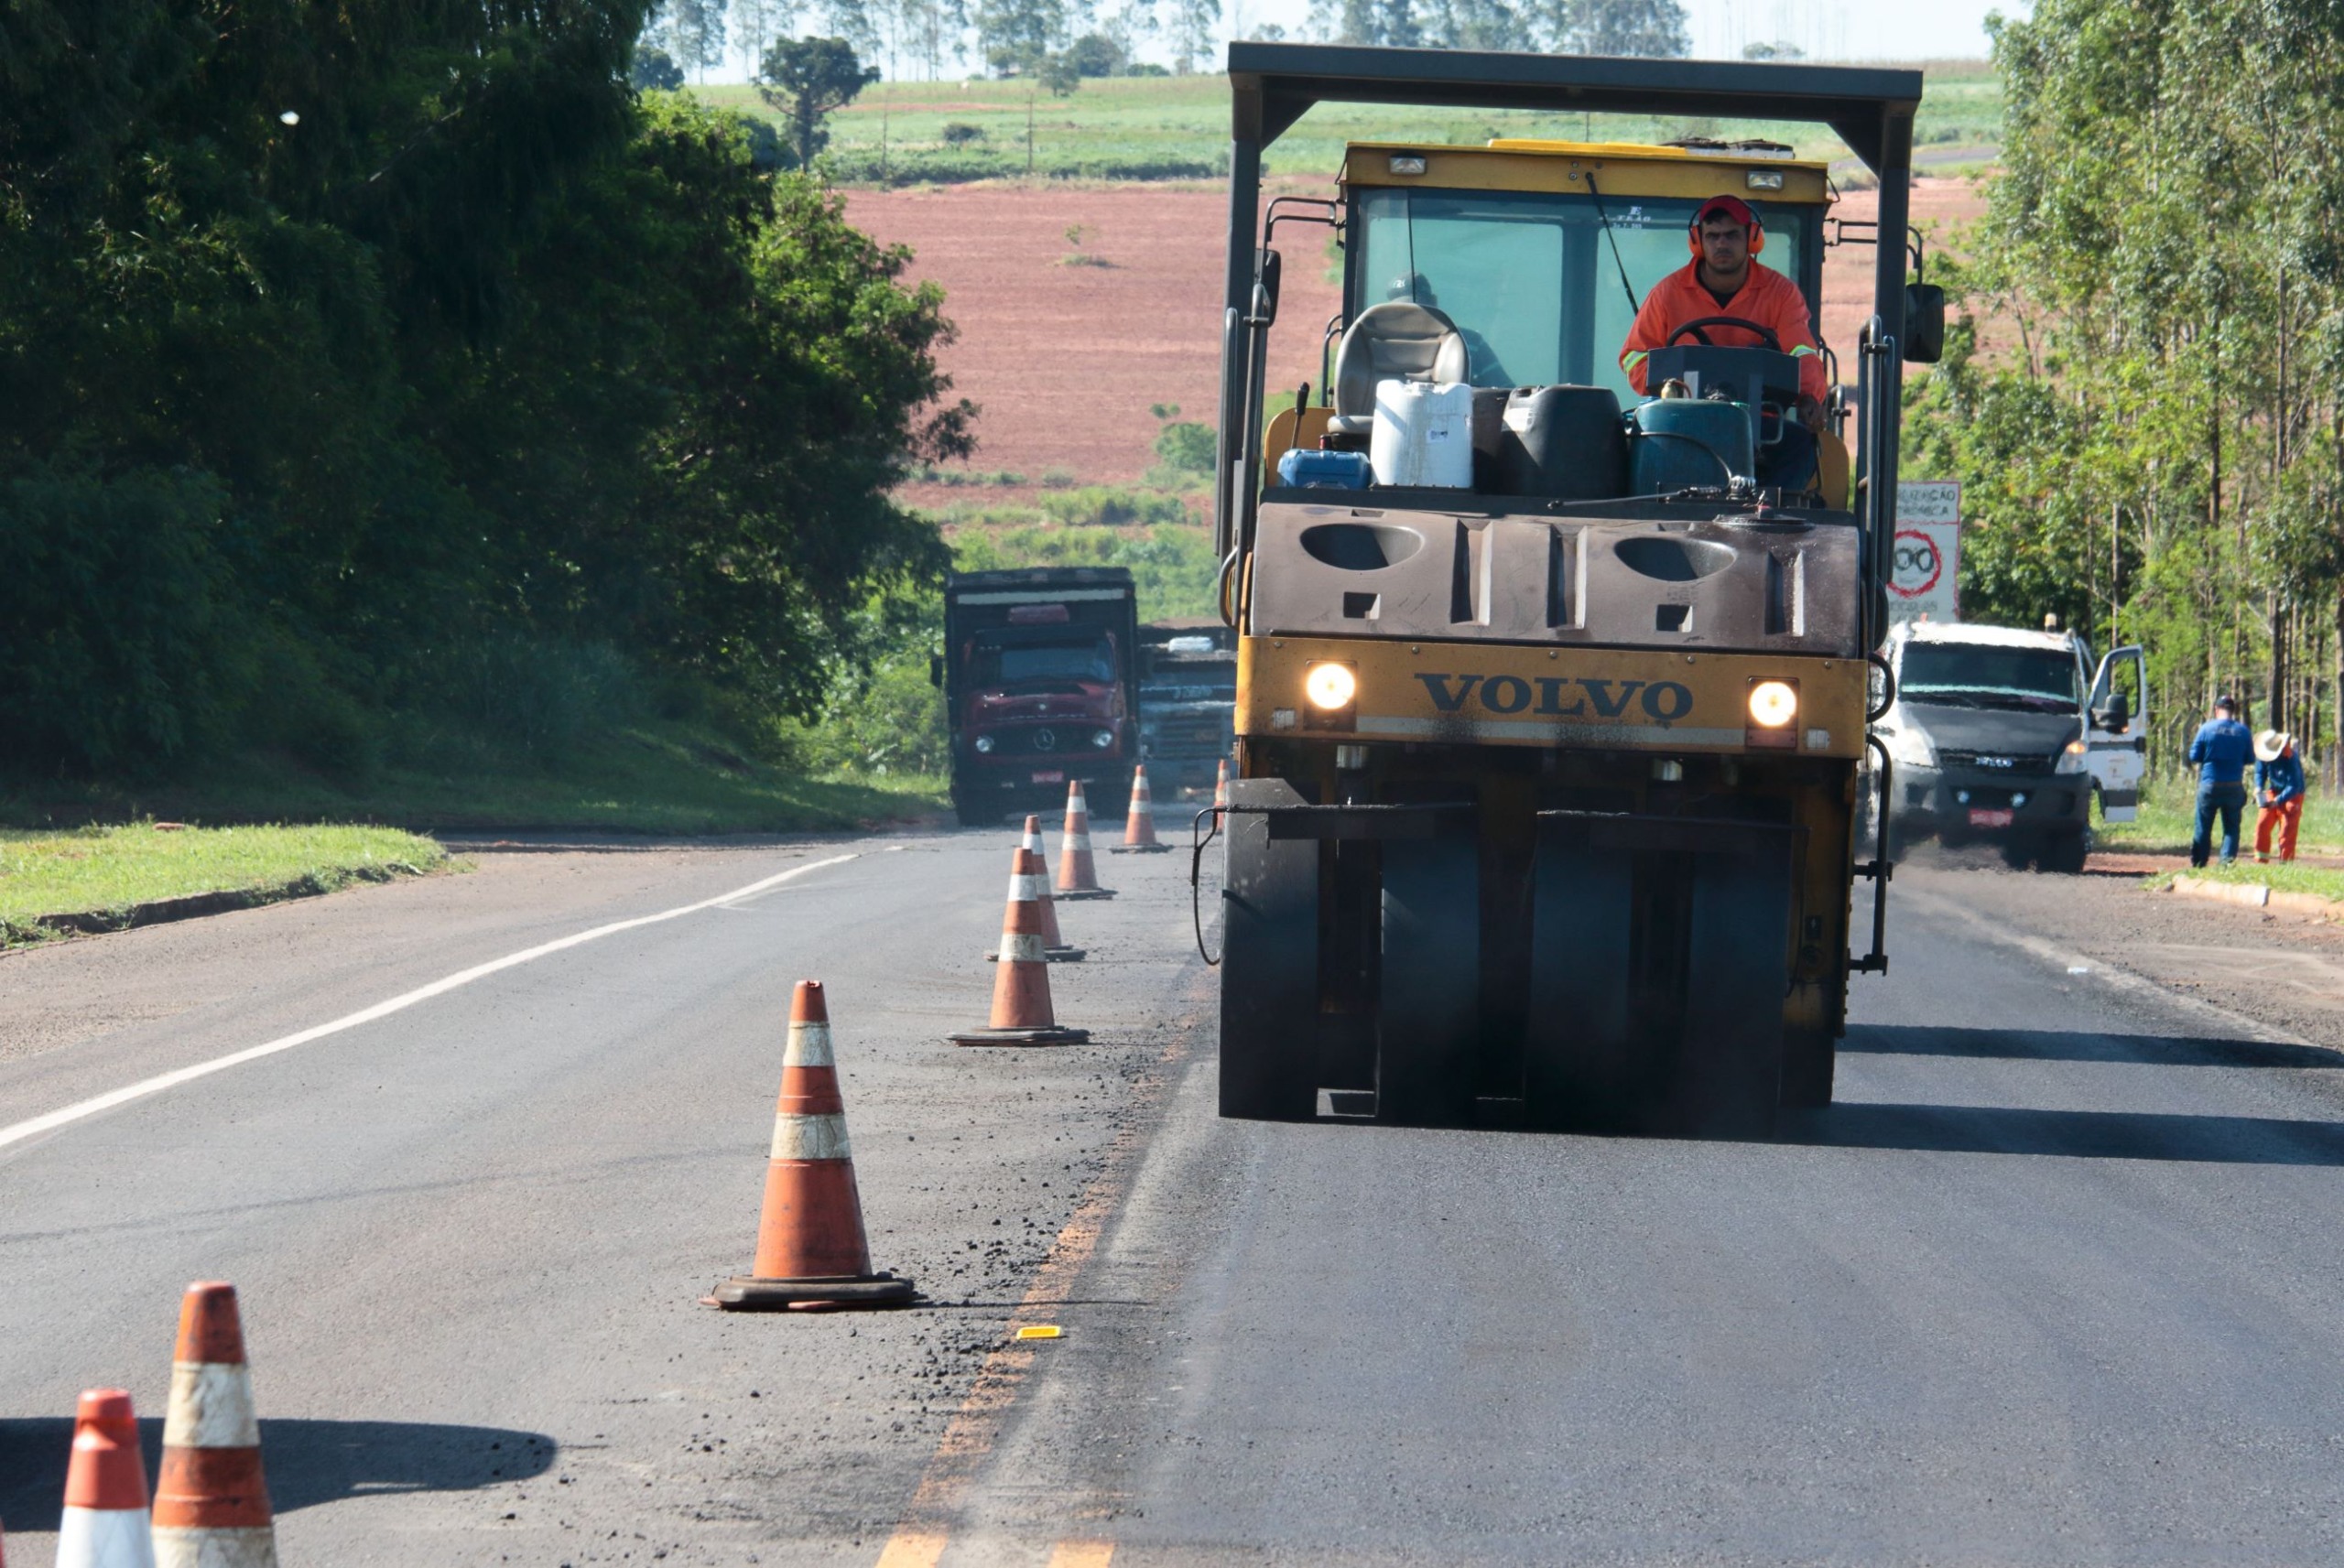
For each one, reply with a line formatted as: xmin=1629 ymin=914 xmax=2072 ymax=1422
xmin=986 ymin=946 xmax=1086 ymax=962
xmin=1053 ymin=888 xmax=1116 ymax=901
xmin=707 ymin=1271 xmax=916 ymax=1311
xmin=946 ymin=1024 xmax=1091 ymax=1046
xmin=1108 ymin=844 xmax=1173 ymax=854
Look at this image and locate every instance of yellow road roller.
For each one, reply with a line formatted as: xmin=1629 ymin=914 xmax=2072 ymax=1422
xmin=1207 ymin=44 xmax=1941 ymax=1133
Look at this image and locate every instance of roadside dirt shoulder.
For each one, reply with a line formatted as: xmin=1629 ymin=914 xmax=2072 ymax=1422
xmin=1902 ymin=855 xmax=2344 ymax=1051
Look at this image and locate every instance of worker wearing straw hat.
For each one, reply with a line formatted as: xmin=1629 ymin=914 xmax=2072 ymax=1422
xmin=2253 ymin=729 xmax=2306 ymax=864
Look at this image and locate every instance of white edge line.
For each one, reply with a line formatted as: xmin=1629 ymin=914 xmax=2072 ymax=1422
xmin=0 ymin=851 xmax=859 ymax=1155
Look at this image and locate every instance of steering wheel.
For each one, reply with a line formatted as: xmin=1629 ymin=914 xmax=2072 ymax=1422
xmin=1666 ymin=316 xmax=1784 ymax=351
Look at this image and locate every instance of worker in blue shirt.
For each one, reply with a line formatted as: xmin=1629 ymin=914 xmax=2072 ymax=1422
xmin=2253 ymin=729 xmax=2306 ymax=863
xmin=2187 ymin=695 xmax=2254 ymax=867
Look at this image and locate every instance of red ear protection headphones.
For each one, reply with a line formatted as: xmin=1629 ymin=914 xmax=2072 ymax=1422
xmin=1688 ymin=196 xmax=1765 ymax=256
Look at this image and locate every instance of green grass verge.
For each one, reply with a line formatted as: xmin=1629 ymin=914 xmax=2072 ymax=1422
xmin=698 ymin=61 xmax=2003 ymax=188
xmin=1 ymin=823 xmax=451 ymax=944
xmin=2095 ymin=781 xmax=2344 ymax=860
xmin=3 ymin=719 xmax=950 ymax=842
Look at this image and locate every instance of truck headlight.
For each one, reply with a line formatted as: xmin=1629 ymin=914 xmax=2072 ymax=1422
xmin=1747 ymin=680 xmax=1798 ymax=728
xmin=1091 ymin=728 xmax=1115 ymax=749
xmin=973 ymin=734 xmax=996 ymax=754
xmin=1306 ymin=663 xmax=1357 ymax=709
xmin=1882 ymin=724 xmax=1937 ymax=769
xmin=2055 ymin=739 xmax=2089 ymax=774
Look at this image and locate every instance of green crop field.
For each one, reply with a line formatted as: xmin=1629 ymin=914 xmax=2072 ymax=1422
xmin=695 ymin=60 xmax=2002 ymax=187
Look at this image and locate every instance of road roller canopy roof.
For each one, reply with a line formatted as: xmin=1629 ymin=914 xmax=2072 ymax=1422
xmin=1227 ymin=43 xmax=1924 ymax=176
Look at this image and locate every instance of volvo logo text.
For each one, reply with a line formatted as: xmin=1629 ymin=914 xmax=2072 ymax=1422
xmin=1413 ymin=674 xmax=1696 ymax=725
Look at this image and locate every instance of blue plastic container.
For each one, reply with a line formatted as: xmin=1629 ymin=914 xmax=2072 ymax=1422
xmin=1277 ymin=448 xmax=1373 ymax=490
xmin=1629 ymin=398 xmax=1755 ymax=493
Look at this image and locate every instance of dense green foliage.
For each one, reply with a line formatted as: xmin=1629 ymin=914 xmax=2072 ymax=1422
xmin=1 ymin=0 xmax=971 ymax=786
xmin=1907 ymin=0 xmax=2344 ymax=773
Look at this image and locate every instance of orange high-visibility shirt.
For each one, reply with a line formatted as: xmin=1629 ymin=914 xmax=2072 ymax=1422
xmin=1620 ymin=259 xmax=1829 ymax=403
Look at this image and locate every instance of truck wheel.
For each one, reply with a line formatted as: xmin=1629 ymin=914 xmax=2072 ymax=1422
xmin=1219 ymin=777 xmax=1319 ymax=1121
xmin=1525 ymin=817 xmax=1637 ymax=1129
xmin=2039 ymin=829 xmax=2089 ymax=874
xmin=1666 ymin=843 xmax=1791 ymax=1139
xmin=953 ymin=796 xmax=999 ymax=828
xmin=1377 ymin=831 xmax=1481 ymax=1127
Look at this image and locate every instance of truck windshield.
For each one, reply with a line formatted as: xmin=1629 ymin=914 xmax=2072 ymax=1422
xmin=1900 ymin=644 xmax=2080 ymax=711
xmin=980 ymin=636 xmax=1115 ymax=685
xmin=1351 ymin=186 xmax=1813 ymax=402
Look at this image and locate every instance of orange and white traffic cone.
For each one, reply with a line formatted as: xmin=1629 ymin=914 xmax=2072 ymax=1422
xmin=1112 ymin=763 xmax=1169 ymax=853
xmin=988 ymin=816 xmax=1082 ymax=961
xmin=1213 ymin=759 xmax=1232 ymax=829
xmin=711 ymin=981 xmax=915 ymax=1310
xmin=1053 ymin=781 xmax=1112 ymax=900
xmin=58 ymin=1389 xmax=154 ymax=1568
xmin=949 ymin=846 xmax=1091 ymax=1047
xmin=150 ymin=1282 xmax=276 ymax=1567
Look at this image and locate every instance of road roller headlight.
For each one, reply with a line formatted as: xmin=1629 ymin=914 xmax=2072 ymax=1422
xmin=1091 ymin=728 xmax=1115 ymax=749
xmin=1306 ymin=663 xmax=1358 ymax=709
xmin=1747 ymin=680 xmax=1798 ymax=728
xmin=2055 ymin=739 xmax=2089 ymax=773
xmin=973 ymin=734 xmax=996 ymax=754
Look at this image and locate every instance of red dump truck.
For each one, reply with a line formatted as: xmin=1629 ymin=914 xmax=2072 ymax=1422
xmin=935 ymin=568 xmax=1141 ymax=827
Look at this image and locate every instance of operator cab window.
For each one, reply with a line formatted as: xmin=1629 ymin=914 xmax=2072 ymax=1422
xmin=1351 ymin=187 xmax=1814 ymax=404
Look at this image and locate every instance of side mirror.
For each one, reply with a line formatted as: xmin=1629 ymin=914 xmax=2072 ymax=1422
xmin=1904 ymin=283 xmax=1947 ymax=364
xmin=928 ymin=654 xmax=944 ymax=689
xmin=1252 ymin=246 xmax=1283 ymax=327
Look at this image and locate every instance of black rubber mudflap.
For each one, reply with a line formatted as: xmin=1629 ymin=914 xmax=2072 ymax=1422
xmin=1525 ymin=818 xmax=1636 ymax=1128
xmin=1377 ymin=834 xmax=1481 ymax=1127
xmin=1220 ymin=777 xmax=1320 ymax=1120
xmin=1669 ymin=842 xmax=1793 ymax=1138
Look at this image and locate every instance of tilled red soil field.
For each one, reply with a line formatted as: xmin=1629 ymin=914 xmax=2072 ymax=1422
xmin=852 ymin=175 xmax=1985 ymax=513
xmin=848 ymin=180 xmax=1340 ymax=514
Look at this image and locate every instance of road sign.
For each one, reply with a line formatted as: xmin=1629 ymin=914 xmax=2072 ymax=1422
xmin=1890 ymin=482 xmax=1960 ymax=622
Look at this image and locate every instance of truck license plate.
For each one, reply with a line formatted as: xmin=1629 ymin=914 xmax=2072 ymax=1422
xmin=1969 ymin=807 xmax=2015 ymax=828
xmin=1032 ymin=769 xmax=1064 ymax=784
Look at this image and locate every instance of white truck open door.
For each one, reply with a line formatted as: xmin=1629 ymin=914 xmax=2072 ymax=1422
xmin=2087 ymin=646 xmax=2148 ymax=821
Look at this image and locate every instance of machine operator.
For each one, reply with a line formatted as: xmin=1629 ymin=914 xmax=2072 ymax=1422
xmin=1619 ymin=194 xmax=1829 ymax=494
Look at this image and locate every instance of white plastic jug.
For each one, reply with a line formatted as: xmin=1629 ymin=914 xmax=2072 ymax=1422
xmin=1370 ymin=379 xmax=1474 ymax=489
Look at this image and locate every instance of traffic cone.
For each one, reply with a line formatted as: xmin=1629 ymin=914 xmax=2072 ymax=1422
xmin=58 ymin=1389 xmax=154 ymax=1568
xmin=1213 ymin=759 xmax=1232 ymax=830
xmin=987 ymin=817 xmax=1082 ymax=962
xmin=150 ymin=1282 xmax=277 ymax=1568
xmin=948 ymin=846 xmax=1091 ymax=1046
xmin=710 ymin=981 xmax=915 ymax=1310
xmin=1111 ymin=763 xmax=1169 ymax=853
xmin=1053 ymin=781 xmax=1112 ymax=900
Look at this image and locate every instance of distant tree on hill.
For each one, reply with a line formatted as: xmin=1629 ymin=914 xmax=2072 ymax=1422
xmin=732 ymin=0 xmax=798 ymax=77
xmin=632 ymin=43 xmax=688 ymax=89
xmin=1167 ymin=0 xmax=1221 ymax=70
xmin=977 ymin=0 xmax=1069 ymax=72
xmin=668 ymin=0 xmax=730 ymax=78
xmin=1742 ymin=39 xmax=1803 ymax=59
xmin=1424 ymin=0 xmax=1531 ymax=49
xmin=757 ymin=37 xmax=882 ymax=165
xmin=1547 ymin=0 xmax=1687 ymax=56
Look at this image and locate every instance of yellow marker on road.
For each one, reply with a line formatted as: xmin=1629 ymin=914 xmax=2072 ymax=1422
xmin=1015 ymin=1324 xmax=1063 ymax=1340
xmin=1048 ymin=1542 xmax=1114 ymax=1567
